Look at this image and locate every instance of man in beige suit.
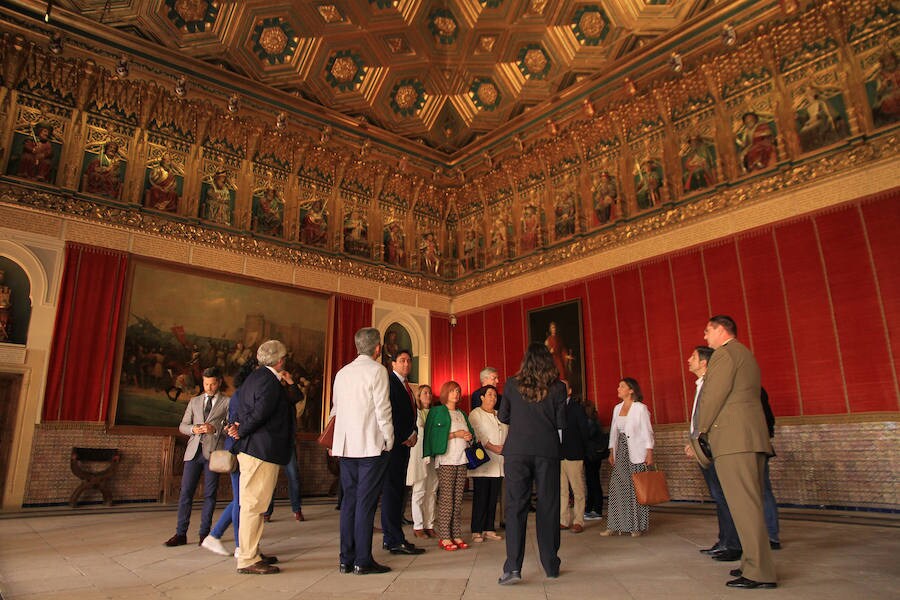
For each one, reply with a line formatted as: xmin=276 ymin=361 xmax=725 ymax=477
xmin=693 ymin=315 xmax=776 ymax=589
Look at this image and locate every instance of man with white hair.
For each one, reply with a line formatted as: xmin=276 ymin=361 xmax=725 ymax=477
xmin=331 ymin=327 xmax=395 ymax=575
xmin=471 ymin=366 xmax=501 ymax=410
xmin=229 ymin=339 xmax=300 ymax=575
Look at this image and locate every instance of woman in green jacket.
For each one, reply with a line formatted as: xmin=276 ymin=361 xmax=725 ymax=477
xmin=423 ymin=380 xmax=475 ymax=551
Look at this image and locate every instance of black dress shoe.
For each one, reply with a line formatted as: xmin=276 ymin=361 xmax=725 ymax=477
xmin=339 ymin=563 xmax=353 ymax=574
xmin=164 ymin=534 xmax=187 ymax=547
xmin=389 ymin=542 xmax=426 ymax=555
xmin=354 ymin=562 xmax=391 ymax=575
xmin=498 ymin=571 xmax=522 ymax=585
xmin=402 ymin=516 xmax=414 ymax=525
xmin=726 ymin=576 xmax=777 ymax=589
xmin=730 ymin=568 xmax=742 ymax=577
xmin=260 ymin=553 xmax=278 ymax=565
xmin=712 ymin=549 xmax=742 ymax=561
xmin=699 ymin=543 xmax=722 ymax=555
xmin=770 ymin=541 xmax=781 ymax=550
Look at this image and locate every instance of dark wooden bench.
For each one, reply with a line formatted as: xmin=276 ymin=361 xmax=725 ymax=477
xmin=69 ymin=447 xmax=121 ymax=507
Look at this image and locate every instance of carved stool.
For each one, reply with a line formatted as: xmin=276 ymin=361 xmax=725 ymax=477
xmin=69 ymin=447 xmax=121 ymax=507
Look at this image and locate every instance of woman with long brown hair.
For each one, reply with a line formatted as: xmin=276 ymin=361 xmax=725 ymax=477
xmin=497 ymin=343 xmax=567 ymax=585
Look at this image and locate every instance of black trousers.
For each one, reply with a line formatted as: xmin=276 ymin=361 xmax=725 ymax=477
xmin=503 ymin=454 xmax=561 ymax=577
xmin=471 ymin=476 xmax=502 ymax=533
xmin=584 ymin=458 xmax=604 ymax=515
xmin=380 ymin=443 xmax=411 ymax=547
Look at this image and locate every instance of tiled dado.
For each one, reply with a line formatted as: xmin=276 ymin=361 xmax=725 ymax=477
xmin=24 ymin=423 xmax=335 ymax=506
xmin=24 ymin=420 xmax=898 ymax=511
xmin=652 ymin=419 xmax=899 ymax=511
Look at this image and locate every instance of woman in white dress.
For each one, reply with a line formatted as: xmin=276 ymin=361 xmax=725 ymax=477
xmin=406 ymin=384 xmax=438 ymax=539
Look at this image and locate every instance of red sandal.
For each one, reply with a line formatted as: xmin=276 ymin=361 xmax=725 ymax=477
xmin=453 ymin=539 xmax=469 ymax=549
xmin=439 ymin=539 xmax=458 ymax=551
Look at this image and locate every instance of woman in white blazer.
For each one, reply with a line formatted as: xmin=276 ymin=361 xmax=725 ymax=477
xmin=602 ymin=377 xmax=654 ymax=537
xmin=467 ymin=385 xmax=508 ymax=543
xmin=406 ymin=384 xmax=438 ymax=538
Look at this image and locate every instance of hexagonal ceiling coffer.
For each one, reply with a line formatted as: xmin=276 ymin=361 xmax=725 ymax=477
xmin=469 ymin=77 xmax=501 ymax=111
xmin=165 ymin=0 xmax=220 ymax=34
xmin=429 ymin=8 xmax=459 ymax=45
xmin=390 ymin=79 xmax=427 ymax=117
xmin=518 ymin=44 xmax=551 ymax=80
xmin=251 ymin=18 xmax=298 ymax=65
xmin=571 ymin=5 xmax=611 ymax=46
xmin=325 ymin=50 xmax=367 ymax=92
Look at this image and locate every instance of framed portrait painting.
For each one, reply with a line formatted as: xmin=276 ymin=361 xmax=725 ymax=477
xmin=111 ymin=259 xmax=330 ymax=434
xmin=527 ymin=299 xmax=586 ymax=397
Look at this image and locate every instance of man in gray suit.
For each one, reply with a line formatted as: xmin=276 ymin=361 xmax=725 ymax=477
xmin=693 ymin=315 xmax=776 ymax=589
xmin=164 ymin=366 xmax=230 ymax=547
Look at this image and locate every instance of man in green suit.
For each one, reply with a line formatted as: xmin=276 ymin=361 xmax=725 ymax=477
xmin=695 ymin=315 xmax=776 ymax=589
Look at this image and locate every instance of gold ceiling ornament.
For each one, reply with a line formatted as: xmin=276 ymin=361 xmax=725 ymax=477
xmin=394 ymin=84 xmax=418 ymax=109
xmin=174 ymin=0 xmax=207 ymax=23
xmin=476 ymin=35 xmax=497 ymax=53
xmin=330 ymin=56 xmax=357 ymax=82
xmin=317 ymin=5 xmax=344 ymax=24
xmin=524 ymin=48 xmax=548 ymax=74
xmin=433 ymin=15 xmax=457 ymax=38
xmin=578 ymin=11 xmax=605 ymax=39
xmin=259 ymin=26 xmax=288 ymax=55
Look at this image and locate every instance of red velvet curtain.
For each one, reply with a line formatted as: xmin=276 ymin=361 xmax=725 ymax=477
xmin=43 ymin=243 xmax=129 ymax=422
xmin=329 ymin=294 xmax=373 ymax=376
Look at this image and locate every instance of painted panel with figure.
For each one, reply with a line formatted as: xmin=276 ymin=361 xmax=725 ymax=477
xmin=113 ymin=260 xmax=329 ymax=434
xmin=527 ymin=300 xmax=586 ymax=397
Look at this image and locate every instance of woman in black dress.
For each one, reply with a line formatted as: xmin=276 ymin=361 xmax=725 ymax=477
xmin=497 ymin=343 xmax=567 ymax=585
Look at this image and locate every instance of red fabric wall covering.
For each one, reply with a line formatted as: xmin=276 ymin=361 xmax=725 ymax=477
xmin=437 ymin=190 xmax=900 ymax=423
xmin=330 ymin=295 xmax=373 ymax=376
xmin=464 ymin=311 xmax=487 ymax=409
xmin=816 ymin=207 xmax=897 ymax=413
xmin=429 ymin=313 xmax=453 ymax=393
xmin=736 ymin=231 xmax=801 ymax=417
xmin=860 ymin=199 xmax=900 ymax=409
xmin=775 ymin=220 xmax=848 ymax=415
xmin=640 ymin=260 xmax=686 ymax=425
xmin=43 ymin=243 xmax=129 ymax=422
xmin=483 ymin=305 xmax=505 ymax=381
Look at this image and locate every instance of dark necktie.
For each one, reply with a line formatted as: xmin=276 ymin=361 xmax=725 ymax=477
xmin=404 ymin=380 xmax=416 ymax=411
xmin=203 ymin=395 xmax=213 ymax=421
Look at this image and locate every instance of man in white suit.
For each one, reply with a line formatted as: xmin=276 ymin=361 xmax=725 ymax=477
xmin=331 ymin=327 xmax=394 ymax=575
xmin=164 ymin=367 xmax=229 ymax=547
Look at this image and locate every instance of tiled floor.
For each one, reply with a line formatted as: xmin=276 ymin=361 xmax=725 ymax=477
xmin=0 ymin=502 xmax=897 ymax=599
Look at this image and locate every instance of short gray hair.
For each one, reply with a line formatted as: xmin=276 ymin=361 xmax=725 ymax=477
xmin=355 ymin=327 xmax=381 ymax=357
xmin=256 ymin=340 xmax=287 ymax=367
xmin=480 ymin=366 xmax=498 ymax=383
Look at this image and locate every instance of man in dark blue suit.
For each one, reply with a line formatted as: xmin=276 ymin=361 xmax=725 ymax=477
xmin=381 ymin=349 xmax=426 ymax=555
xmin=228 ymin=339 xmax=300 ymax=575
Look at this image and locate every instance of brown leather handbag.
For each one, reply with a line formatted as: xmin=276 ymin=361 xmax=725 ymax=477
xmin=317 ymin=416 xmax=335 ymax=449
xmin=631 ymin=465 xmax=671 ymax=506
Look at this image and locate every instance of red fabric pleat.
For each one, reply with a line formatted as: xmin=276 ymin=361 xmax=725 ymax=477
xmin=450 ymin=313 xmax=469 ymax=395
xmin=640 ymin=260 xmax=683 ymax=424
xmin=483 ymin=305 xmax=505 ymax=381
xmin=702 ymin=241 xmax=748 ymax=341
xmin=43 ymin=243 xmax=128 ymax=422
xmin=429 ymin=313 xmax=453 ymax=392
xmin=816 ymin=207 xmax=896 ymax=413
xmin=736 ymin=231 xmax=800 ymax=417
xmin=585 ymin=275 xmax=620 ymax=419
xmin=775 ymin=221 xmax=846 ymax=415
xmin=464 ymin=311 xmax=487 ymax=409
xmin=501 ymin=300 xmax=525 ymax=381
xmin=330 ymin=295 xmax=373 ymax=376
xmin=613 ymin=269 xmax=651 ymax=402
xmin=669 ymin=249 xmax=711 ymax=420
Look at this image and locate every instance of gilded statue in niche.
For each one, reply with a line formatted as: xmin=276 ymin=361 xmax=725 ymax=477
xmin=634 ymin=158 xmax=663 ymax=210
xmin=252 ymin=176 xmax=284 ymax=238
xmin=384 ymin=221 xmax=406 ymax=267
xmin=299 ymin=195 xmax=328 ymax=247
xmin=200 ymin=167 xmax=236 ymax=226
xmin=865 ymin=48 xmax=900 ymax=127
xmin=735 ymin=111 xmax=777 ymax=173
xmin=590 ymin=169 xmax=619 ymax=225
xmin=490 ymin=214 xmax=510 ymax=263
xmin=520 ymin=204 xmax=541 ymax=252
xmin=793 ymin=80 xmax=850 ymax=153
xmin=460 ymin=228 xmax=482 ymax=274
xmin=144 ymin=151 xmax=182 ymax=212
xmin=81 ymin=139 xmax=127 ymax=200
xmin=8 ymin=120 xmax=61 ymax=184
xmin=553 ymin=174 xmax=577 ymax=240
xmin=681 ymin=134 xmax=718 ymax=192
xmin=343 ymin=208 xmax=369 ymax=257
xmin=419 ymin=231 xmax=441 ymax=275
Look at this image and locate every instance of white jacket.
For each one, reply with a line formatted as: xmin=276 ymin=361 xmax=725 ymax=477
xmin=406 ymin=408 xmax=434 ymax=485
xmin=468 ymin=407 xmax=508 ymax=477
xmin=608 ymin=401 xmax=654 ymax=464
xmin=330 ymin=354 xmax=394 ymax=457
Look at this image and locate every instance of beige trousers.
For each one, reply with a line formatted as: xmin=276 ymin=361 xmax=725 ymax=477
xmin=560 ymin=459 xmax=586 ymax=526
xmin=236 ymin=452 xmax=280 ymax=569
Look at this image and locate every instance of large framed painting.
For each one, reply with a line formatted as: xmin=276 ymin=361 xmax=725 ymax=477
xmin=111 ymin=259 xmax=330 ymax=434
xmin=527 ymin=299 xmax=586 ymax=397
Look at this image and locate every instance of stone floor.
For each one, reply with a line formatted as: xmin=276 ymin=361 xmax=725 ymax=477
xmin=0 ymin=501 xmax=897 ymax=600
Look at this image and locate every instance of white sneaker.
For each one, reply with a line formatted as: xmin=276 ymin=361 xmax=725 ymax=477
xmin=234 ymin=548 xmax=240 ymax=558
xmin=200 ymin=535 xmax=230 ymax=556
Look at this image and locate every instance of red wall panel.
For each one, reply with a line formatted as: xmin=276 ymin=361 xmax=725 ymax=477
xmin=542 ymin=288 xmax=565 ymax=307
xmin=736 ymin=231 xmax=800 ymax=417
xmin=703 ymin=241 xmax=748 ymax=340
xmin=816 ymin=207 xmax=896 ymax=412
xmin=640 ymin=259 xmax=686 ymax=424
xmin=450 ymin=313 xmax=470 ymax=403
xmin=464 ymin=311 xmax=487 ymax=406
xmin=613 ymin=269 xmax=652 ymax=400
xmin=483 ymin=305 xmax=505 ymax=382
xmin=775 ymin=220 xmax=847 ymax=415
xmin=669 ymin=249 xmax=710 ymax=416
xmin=586 ymin=275 xmax=620 ymax=418
xmin=501 ymin=300 xmax=526 ymax=383
xmin=430 ymin=314 xmax=453 ymax=391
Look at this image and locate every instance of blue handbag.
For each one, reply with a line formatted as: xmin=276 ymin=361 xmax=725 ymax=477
xmin=465 ymin=441 xmax=491 ymax=470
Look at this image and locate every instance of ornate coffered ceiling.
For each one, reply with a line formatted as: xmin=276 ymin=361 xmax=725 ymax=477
xmin=55 ymin=0 xmax=711 ymax=153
